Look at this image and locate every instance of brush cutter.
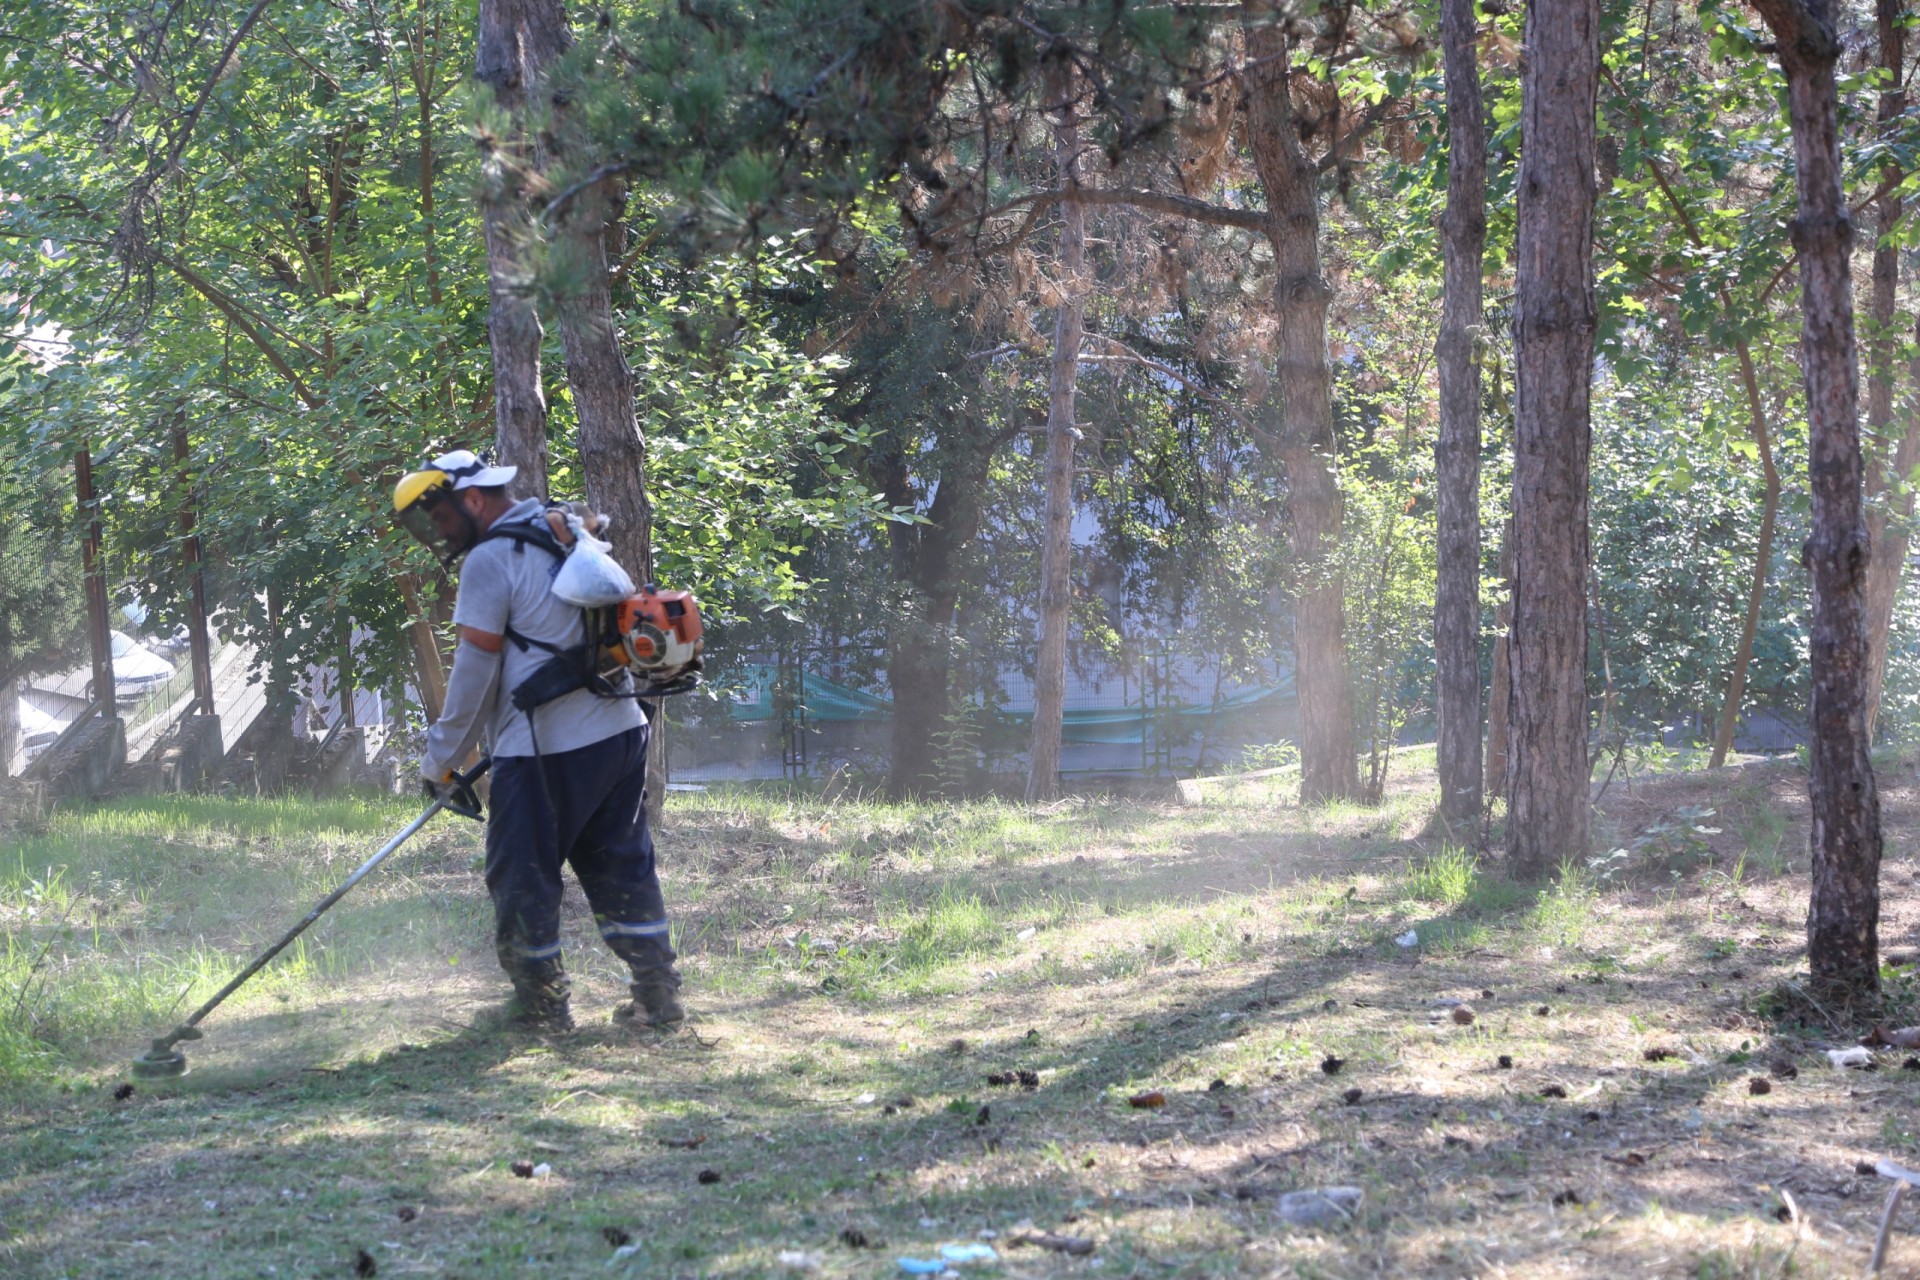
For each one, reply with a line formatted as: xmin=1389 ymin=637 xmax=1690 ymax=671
xmin=130 ymin=759 xmax=491 ymax=1079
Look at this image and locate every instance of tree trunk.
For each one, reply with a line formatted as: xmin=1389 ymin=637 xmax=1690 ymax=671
xmin=1865 ymin=320 xmax=1920 ymax=738
xmin=475 ymin=0 xmax=551 ymax=497
xmin=1709 ymin=345 xmax=1781 ymax=767
xmin=882 ymin=426 xmax=1001 ymax=799
xmin=534 ymin=13 xmax=664 ymax=814
xmin=0 ymin=674 xmax=18 ymax=776
xmin=400 ymin=573 xmax=447 ymax=722
xmin=889 ymin=625 xmax=952 ymax=796
xmin=1486 ymin=518 xmax=1513 ymax=800
xmin=552 ymin=188 xmax=653 ymax=590
xmin=1434 ymin=0 xmax=1487 ymax=831
xmin=1025 ymin=65 xmax=1088 ymax=805
xmin=76 ymin=444 xmax=116 ymax=715
xmin=1242 ymin=3 xmax=1359 ymax=804
xmin=1751 ymin=0 xmax=1884 ymax=997
xmin=1863 ymin=0 xmax=1908 ymax=742
xmin=1506 ymin=0 xmax=1598 ymax=878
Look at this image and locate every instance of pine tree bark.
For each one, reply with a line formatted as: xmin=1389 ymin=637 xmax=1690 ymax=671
xmin=1242 ymin=3 xmax=1359 ymax=804
xmin=475 ymin=0 xmax=553 ymax=497
xmin=1435 ymin=0 xmax=1486 ymax=831
xmin=1025 ymin=64 xmax=1088 ymax=805
xmin=1862 ymin=0 xmax=1908 ymax=742
xmin=1486 ymin=518 xmax=1513 ymax=800
xmin=1506 ymin=0 xmax=1598 ymax=878
xmin=1751 ymin=0 xmax=1884 ymax=997
xmin=481 ymin=0 xmax=665 ymax=809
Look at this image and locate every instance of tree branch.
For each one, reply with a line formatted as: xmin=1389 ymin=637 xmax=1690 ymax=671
xmin=931 ymin=185 xmax=1268 ymax=247
xmin=155 ymin=0 xmax=275 ymax=182
xmin=160 ymin=256 xmax=321 ymax=408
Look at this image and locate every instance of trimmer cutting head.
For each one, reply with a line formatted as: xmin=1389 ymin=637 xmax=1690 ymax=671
xmin=131 ymin=1025 xmax=202 ymax=1078
xmin=132 ymin=1041 xmax=187 ymax=1078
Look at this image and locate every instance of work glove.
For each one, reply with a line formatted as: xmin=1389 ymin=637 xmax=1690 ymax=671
xmin=420 ymin=762 xmax=455 ymax=804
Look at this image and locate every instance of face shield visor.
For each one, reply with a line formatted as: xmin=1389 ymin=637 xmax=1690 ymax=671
xmin=395 ymin=482 xmax=479 ymax=571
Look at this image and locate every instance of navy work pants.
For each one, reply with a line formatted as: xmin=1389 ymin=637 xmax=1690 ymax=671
xmin=484 ymin=724 xmax=675 ymax=980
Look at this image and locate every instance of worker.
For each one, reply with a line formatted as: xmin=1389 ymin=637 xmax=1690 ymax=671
xmin=393 ymin=448 xmax=684 ymax=1033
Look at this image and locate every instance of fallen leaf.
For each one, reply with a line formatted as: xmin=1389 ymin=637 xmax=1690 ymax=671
xmin=354 ymin=1248 xmax=378 ymax=1278
xmin=697 ymin=1169 xmax=721 ymax=1184
xmin=1748 ymin=1077 xmax=1772 ymax=1096
xmin=660 ymin=1135 xmax=707 ymax=1150
xmin=509 ymin=1160 xmax=535 ymax=1179
xmin=1321 ymin=1055 xmax=1345 ymax=1076
xmin=1126 ymin=1091 xmax=1166 ymax=1109
xmin=1603 ymin=1152 xmax=1647 ymax=1167
xmin=1451 ymin=1006 xmax=1476 ymax=1026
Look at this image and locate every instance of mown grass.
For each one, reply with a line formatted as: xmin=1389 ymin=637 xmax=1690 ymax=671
xmin=5 ymin=755 xmax=1920 ymax=1278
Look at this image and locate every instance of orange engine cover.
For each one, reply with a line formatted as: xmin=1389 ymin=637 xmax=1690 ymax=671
xmin=606 ymin=586 xmax=704 ymax=674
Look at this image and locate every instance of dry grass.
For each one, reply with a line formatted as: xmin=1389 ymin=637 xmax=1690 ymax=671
xmin=5 ymin=753 xmax=1920 ymax=1277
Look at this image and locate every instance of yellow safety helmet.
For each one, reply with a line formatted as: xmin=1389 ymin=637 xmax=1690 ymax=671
xmin=393 ymin=449 xmax=518 ymax=569
xmin=392 ymin=467 xmax=450 ymax=516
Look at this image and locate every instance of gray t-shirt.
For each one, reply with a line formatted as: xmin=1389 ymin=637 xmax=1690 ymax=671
xmin=452 ymin=498 xmax=645 ymax=757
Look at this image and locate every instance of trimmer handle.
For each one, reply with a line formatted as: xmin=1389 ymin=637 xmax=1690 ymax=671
xmin=443 ymin=757 xmax=491 ymax=821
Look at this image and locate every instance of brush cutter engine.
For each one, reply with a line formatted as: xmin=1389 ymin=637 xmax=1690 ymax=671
xmin=606 ymin=587 xmax=703 ymax=687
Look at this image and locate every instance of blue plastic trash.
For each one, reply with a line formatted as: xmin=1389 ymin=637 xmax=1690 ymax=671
xmin=939 ymin=1244 xmax=999 ymax=1265
xmin=897 ymin=1259 xmax=946 ymax=1275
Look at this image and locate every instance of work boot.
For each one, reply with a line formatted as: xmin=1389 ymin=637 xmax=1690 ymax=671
xmin=613 ymin=968 xmax=685 ymax=1031
xmin=505 ymin=961 xmax=574 ymax=1033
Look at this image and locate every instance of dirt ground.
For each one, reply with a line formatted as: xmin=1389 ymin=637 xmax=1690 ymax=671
xmin=7 ymin=756 xmax=1920 ymax=1278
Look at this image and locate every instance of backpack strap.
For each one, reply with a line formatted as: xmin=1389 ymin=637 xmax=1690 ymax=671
xmin=477 ymin=515 xmax=567 ymax=562
xmin=476 ymin=513 xmax=572 ymax=654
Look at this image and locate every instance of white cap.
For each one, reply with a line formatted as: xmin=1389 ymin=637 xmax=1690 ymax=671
xmin=431 ymin=449 xmax=518 ymax=490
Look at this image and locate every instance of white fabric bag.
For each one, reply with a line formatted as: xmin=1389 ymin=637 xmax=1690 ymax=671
xmin=550 ymin=512 xmax=636 ymax=607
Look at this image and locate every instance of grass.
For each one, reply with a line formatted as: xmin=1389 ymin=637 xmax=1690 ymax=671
xmin=4 ymin=751 xmax=1920 ymax=1277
